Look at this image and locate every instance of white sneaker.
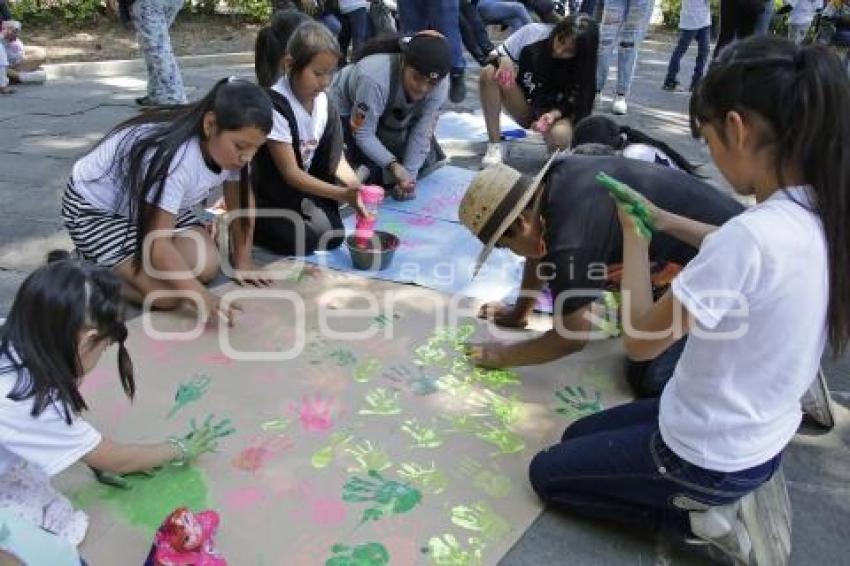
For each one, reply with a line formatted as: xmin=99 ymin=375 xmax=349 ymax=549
xmin=690 ymin=502 xmax=752 ymax=564
xmin=801 ymin=366 xmax=834 ymax=429
xmin=18 ymin=69 xmax=46 ymax=84
xmin=611 ymin=95 xmax=628 ymax=115
xmin=482 ymin=142 xmax=503 ymax=168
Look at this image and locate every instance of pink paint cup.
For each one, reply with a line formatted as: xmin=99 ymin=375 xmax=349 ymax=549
xmin=354 ymin=185 xmax=385 ymax=247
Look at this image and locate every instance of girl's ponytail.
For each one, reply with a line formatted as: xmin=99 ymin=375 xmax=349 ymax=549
xmin=692 ymin=36 xmax=850 ymax=354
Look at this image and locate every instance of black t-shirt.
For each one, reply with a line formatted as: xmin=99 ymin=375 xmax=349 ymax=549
xmin=540 ymin=155 xmax=745 ymax=316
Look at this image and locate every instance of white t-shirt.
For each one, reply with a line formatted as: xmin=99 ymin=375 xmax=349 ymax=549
xmin=339 ymin=0 xmax=369 ymax=13
xmin=497 ymin=23 xmax=553 ymax=61
xmin=0 ymin=354 xmax=102 ymax=477
xmin=661 ymin=187 xmax=828 ymax=472
xmin=679 ymin=0 xmax=712 ymax=30
xmin=71 ymin=127 xmax=240 ymax=216
xmin=269 ymin=75 xmax=329 ymax=171
xmin=622 ymin=143 xmax=683 ymax=171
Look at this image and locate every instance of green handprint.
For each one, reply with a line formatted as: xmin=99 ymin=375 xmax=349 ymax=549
xmin=450 ymin=502 xmax=511 ymax=542
xmin=396 ymin=461 xmax=448 ymax=495
xmin=400 ymin=419 xmax=443 ymax=448
xmin=326 ymin=542 xmax=390 ymax=566
xmin=167 ymin=374 xmax=211 ymax=418
xmin=353 ymin=358 xmax=382 ymax=383
xmin=345 ymin=440 xmax=393 ymax=474
xmin=371 ymin=313 xmax=401 ymax=330
xmin=342 ymin=470 xmax=422 ymax=523
xmin=431 ymin=325 xmax=476 ymax=350
xmin=436 ymin=374 xmax=473 ymax=397
xmin=466 ymin=391 xmax=522 ymax=426
xmin=414 ymin=343 xmax=449 ymax=368
xmin=458 ymin=457 xmax=512 ymax=498
xmin=330 ymin=349 xmax=358 ymax=367
xmin=425 ymin=534 xmax=483 ymax=566
xmin=474 ymin=423 xmax=525 ymax=455
xmin=554 ymin=385 xmax=603 ymax=420
xmin=468 ymin=367 xmax=521 ymax=390
xmin=596 ymin=172 xmax=655 ymax=238
xmin=359 ymin=388 xmax=402 ymax=416
xmin=311 ymin=432 xmax=354 ymax=469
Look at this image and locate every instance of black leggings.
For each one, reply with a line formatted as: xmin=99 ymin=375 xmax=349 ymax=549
xmin=713 ymin=0 xmax=760 ymax=58
xmin=254 ymin=195 xmax=344 ymax=256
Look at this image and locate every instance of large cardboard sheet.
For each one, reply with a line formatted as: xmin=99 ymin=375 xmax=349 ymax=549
xmin=58 ymin=261 xmax=632 ymax=565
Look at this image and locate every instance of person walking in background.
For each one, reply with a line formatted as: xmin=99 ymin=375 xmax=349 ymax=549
xmin=116 ymin=0 xmax=188 ymax=107
xmin=779 ymin=0 xmax=821 ymax=44
xmin=596 ymin=0 xmax=654 ymax=115
xmin=712 ymin=0 xmax=767 ymax=57
xmin=398 ymin=0 xmax=467 ymax=102
xmin=338 ymin=0 xmax=372 ymax=64
xmin=662 ymin=0 xmax=711 ymax=91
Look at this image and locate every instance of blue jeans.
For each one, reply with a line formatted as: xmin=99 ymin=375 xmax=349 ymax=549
xmin=339 ymin=8 xmax=371 ymax=56
xmin=398 ymin=0 xmax=465 ymax=70
xmin=320 ymin=12 xmax=342 ymax=35
xmin=625 ymin=336 xmax=687 ymax=398
xmin=596 ymin=0 xmax=652 ymax=96
xmin=529 ymin=398 xmax=782 ymax=534
xmin=664 ymin=26 xmax=711 ymax=88
xmin=477 ymin=0 xmax=533 ymax=32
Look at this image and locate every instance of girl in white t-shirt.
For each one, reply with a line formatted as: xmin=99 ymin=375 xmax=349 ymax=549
xmin=529 ymin=37 xmax=850 ymax=565
xmin=251 ymin=20 xmax=366 ymax=256
xmin=0 ymin=258 xmax=232 ymax=547
xmin=62 ymin=78 xmax=274 ymax=326
xmin=571 ymin=114 xmax=702 ymax=175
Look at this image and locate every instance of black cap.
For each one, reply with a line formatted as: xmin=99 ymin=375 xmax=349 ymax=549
xmin=403 ymin=32 xmax=452 ymax=81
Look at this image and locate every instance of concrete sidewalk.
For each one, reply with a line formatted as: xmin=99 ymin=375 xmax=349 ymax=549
xmin=0 ymin=30 xmax=848 ymax=565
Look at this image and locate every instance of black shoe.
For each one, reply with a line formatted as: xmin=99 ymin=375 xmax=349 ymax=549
xmin=449 ymin=71 xmax=466 ymax=103
xmin=662 ymin=80 xmax=680 ymax=91
xmin=135 ymin=96 xmax=182 ymax=108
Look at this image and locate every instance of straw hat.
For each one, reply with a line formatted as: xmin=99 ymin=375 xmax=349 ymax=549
xmin=459 ymin=152 xmax=560 ymax=276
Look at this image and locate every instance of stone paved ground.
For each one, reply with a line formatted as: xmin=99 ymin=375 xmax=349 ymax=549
xmin=0 ymin=28 xmax=848 ymax=565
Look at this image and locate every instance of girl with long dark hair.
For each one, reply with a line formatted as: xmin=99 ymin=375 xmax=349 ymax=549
xmin=479 ymin=15 xmax=599 ymax=167
xmin=62 ymin=79 xmax=274 ymax=325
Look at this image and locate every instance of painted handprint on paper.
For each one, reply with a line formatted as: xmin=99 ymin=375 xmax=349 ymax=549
xmin=167 ymin=374 xmax=211 ymax=418
xmin=554 ymin=385 xmax=603 ymax=420
xmin=425 ymin=534 xmax=483 ymax=566
xmin=232 ymin=435 xmax=293 ymax=473
xmin=311 ymin=432 xmax=354 ymax=469
xmin=400 ymin=419 xmax=443 ymax=448
xmin=395 ymin=461 xmax=448 ymax=495
xmin=345 ymin=440 xmax=393 ymax=474
xmin=342 ymin=470 xmax=422 ymax=523
xmin=359 ymin=388 xmax=402 ymax=416
xmin=290 ymin=394 xmax=338 ymax=432
xmin=450 ymin=502 xmax=511 ymax=543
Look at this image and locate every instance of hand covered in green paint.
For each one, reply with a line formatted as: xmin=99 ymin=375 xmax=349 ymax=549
xmin=596 ymin=172 xmax=658 ymax=239
xmin=176 ymin=415 xmax=235 ymax=461
xmin=555 ymin=385 xmax=603 ymax=420
xmin=88 ymin=465 xmax=156 ymax=490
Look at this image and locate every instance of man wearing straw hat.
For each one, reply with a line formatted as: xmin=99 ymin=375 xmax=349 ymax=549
xmin=459 ymin=154 xmax=744 ymax=397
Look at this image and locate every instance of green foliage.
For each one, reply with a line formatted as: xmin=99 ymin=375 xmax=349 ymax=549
xmin=9 ymin=0 xmax=270 ymax=25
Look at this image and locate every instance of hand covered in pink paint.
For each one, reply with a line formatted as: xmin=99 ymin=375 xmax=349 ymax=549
xmin=532 ymin=111 xmax=559 ymax=134
xmin=494 ymin=62 xmax=516 ymax=88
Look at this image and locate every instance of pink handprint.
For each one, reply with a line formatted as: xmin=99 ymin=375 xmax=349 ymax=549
xmin=232 ymin=435 xmax=294 ymax=473
xmin=289 ymin=394 xmax=338 ymax=432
